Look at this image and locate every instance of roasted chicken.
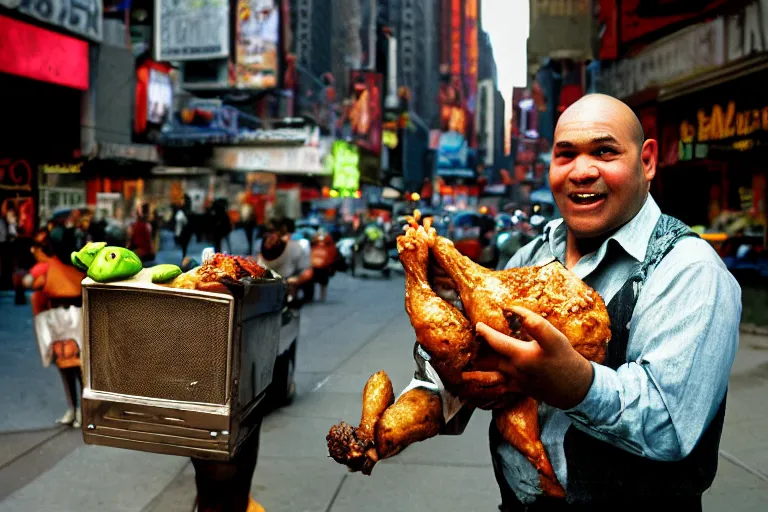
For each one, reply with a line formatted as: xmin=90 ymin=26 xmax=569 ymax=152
xmin=168 ymin=254 xmax=268 ymax=292
xmin=327 ymin=213 xmax=611 ymax=498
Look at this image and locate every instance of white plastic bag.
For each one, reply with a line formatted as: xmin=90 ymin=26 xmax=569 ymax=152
xmin=33 ymin=306 xmax=83 ymax=368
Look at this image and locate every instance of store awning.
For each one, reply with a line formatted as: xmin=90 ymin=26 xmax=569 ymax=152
xmin=94 ymin=141 xmax=160 ymax=163
xmin=209 ymin=138 xmax=333 ymax=175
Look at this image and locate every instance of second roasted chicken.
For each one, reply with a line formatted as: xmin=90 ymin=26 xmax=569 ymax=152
xmin=327 ymin=214 xmax=611 ymax=498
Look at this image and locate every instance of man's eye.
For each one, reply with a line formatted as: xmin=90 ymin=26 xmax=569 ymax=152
xmin=595 ymin=147 xmax=617 ymax=157
xmin=555 ymin=151 xmax=575 ymax=159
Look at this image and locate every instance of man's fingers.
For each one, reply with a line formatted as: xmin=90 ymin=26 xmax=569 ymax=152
xmin=460 ymin=371 xmax=523 ymax=394
xmin=461 ymin=370 xmax=506 ymax=385
xmin=476 ymin=322 xmax=531 ymax=359
xmin=507 ymin=306 xmax=567 ymax=351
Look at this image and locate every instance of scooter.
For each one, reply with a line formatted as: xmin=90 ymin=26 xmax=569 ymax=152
xmin=350 ymin=237 xmax=391 ymax=279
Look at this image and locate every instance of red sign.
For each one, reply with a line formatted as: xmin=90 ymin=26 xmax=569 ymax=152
xmin=464 ymin=0 xmax=478 ymax=116
xmin=620 ymin=0 xmax=728 ymax=44
xmin=597 ymin=0 xmax=618 ymax=60
xmin=0 ymin=15 xmax=89 ymax=91
xmin=558 ymin=84 xmax=584 ymax=113
xmin=451 ymin=0 xmax=462 ymax=76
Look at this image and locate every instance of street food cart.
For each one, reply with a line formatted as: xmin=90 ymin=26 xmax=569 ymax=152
xmin=80 ymin=267 xmax=284 ymax=461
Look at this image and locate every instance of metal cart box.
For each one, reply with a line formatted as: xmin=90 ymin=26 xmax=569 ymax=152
xmin=80 ymin=269 xmax=284 ymax=461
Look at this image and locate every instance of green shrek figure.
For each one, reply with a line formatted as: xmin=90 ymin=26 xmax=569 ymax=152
xmin=71 ymin=242 xmax=181 ymax=284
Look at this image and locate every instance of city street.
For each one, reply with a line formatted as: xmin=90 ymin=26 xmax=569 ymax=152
xmin=0 ymin=234 xmax=766 ymax=511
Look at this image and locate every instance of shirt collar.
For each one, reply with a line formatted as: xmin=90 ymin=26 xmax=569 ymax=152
xmin=546 ymin=195 xmax=661 ymax=264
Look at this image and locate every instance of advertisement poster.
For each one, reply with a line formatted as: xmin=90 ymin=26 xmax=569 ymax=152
xmin=155 ymin=0 xmax=230 ymax=61
xmin=436 ymin=131 xmax=473 ymax=178
xmin=235 ymin=0 xmax=280 ymax=89
xmin=440 ymin=74 xmax=467 ymax=136
xmin=0 ymin=156 xmax=37 ymax=238
xmin=343 ymin=70 xmax=383 ymax=156
xmin=147 ymin=69 xmax=173 ymax=125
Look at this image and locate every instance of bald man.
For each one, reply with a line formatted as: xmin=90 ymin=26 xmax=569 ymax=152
xmin=398 ymin=94 xmax=740 ymax=511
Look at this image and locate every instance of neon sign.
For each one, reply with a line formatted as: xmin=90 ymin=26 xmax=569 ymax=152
xmin=451 ymin=0 xmax=461 ymax=76
xmin=0 ymin=158 xmax=33 ymax=191
xmin=0 ymin=15 xmax=89 ymax=90
xmin=383 ymin=130 xmax=399 ymax=149
xmin=330 ymin=141 xmax=360 ymax=193
xmin=680 ymin=100 xmax=768 ymax=143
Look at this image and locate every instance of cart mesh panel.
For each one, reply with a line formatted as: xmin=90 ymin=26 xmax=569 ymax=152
xmin=87 ymin=288 xmax=230 ymax=404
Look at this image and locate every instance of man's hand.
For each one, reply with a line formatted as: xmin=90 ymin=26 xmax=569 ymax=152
xmin=466 ymin=306 xmax=595 ymax=410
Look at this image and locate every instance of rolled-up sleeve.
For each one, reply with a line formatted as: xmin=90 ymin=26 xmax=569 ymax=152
xmin=401 ymin=343 xmax=474 ymax=435
xmin=565 ymin=258 xmax=741 ymax=461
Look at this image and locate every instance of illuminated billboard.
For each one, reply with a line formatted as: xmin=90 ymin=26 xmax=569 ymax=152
xmin=330 ymin=141 xmax=360 ymax=194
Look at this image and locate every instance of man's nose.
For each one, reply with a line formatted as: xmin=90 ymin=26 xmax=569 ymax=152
xmin=569 ymin=156 xmax=600 ymax=183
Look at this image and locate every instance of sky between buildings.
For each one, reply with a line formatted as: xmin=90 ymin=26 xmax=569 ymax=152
xmin=482 ymin=0 xmax=529 ymax=152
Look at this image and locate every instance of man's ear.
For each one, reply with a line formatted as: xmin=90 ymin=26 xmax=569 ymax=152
xmin=640 ymin=139 xmax=657 ymax=183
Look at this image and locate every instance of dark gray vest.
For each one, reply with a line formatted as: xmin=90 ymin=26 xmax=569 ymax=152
xmin=491 ymin=215 xmax=725 ymax=506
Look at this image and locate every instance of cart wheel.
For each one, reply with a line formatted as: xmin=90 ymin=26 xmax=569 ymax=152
xmin=269 ymin=341 xmax=296 ymax=408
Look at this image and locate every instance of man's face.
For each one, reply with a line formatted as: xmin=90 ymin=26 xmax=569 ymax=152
xmin=550 ymin=100 xmax=654 ymax=238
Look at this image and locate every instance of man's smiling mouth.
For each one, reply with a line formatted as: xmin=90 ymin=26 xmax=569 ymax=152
xmin=568 ymin=193 xmax=607 ymax=205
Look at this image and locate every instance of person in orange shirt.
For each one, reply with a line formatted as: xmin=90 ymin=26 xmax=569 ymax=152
xmin=22 ymin=230 xmax=85 ymax=427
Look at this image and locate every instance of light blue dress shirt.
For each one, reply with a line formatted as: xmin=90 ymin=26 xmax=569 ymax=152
xmin=404 ymin=195 xmax=742 ymax=504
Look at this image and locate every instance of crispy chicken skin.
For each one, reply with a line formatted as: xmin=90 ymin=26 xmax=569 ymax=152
xmin=428 ymin=232 xmax=610 ymax=365
xmin=375 ymin=387 xmax=443 ymax=459
xmin=327 ymin=213 xmax=610 ymax=497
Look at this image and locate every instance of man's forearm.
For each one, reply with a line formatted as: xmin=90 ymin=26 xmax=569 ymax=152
xmin=289 ymin=268 xmax=314 ymax=285
xmin=564 ymin=361 xmax=684 ymax=460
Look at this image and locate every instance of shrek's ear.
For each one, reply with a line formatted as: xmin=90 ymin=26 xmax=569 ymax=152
xmin=71 ymin=252 xmax=88 ymax=271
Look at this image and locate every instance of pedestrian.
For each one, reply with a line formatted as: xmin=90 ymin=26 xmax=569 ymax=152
xmin=21 ymin=229 xmax=86 ymax=428
xmin=210 ymin=199 xmax=232 ymax=254
xmin=399 ymin=94 xmax=741 ymax=510
xmin=310 ymin=230 xmax=338 ymax=302
xmin=127 ymin=204 xmax=155 ymax=263
xmin=257 ymin=218 xmax=313 ymax=301
xmin=174 ymin=196 xmax=193 ymax=259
